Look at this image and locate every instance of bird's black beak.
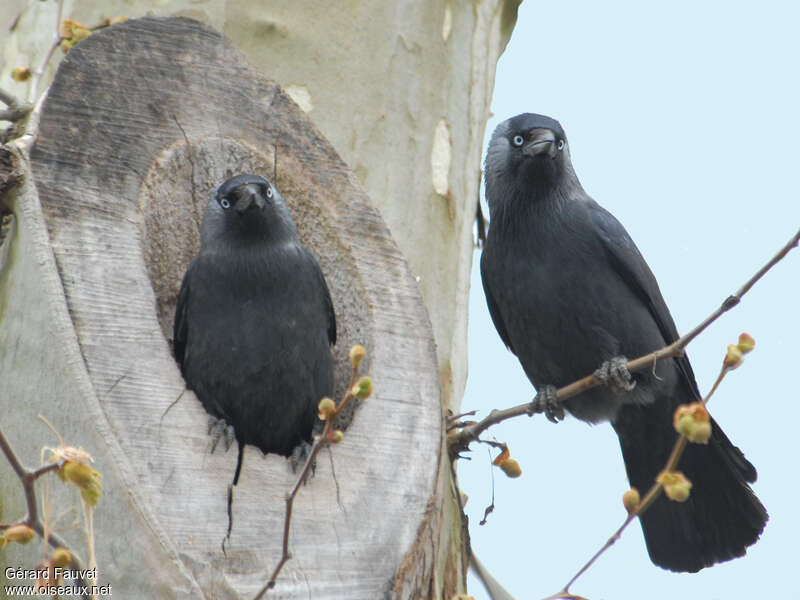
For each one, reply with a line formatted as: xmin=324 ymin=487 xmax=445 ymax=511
xmin=234 ymin=184 xmax=267 ymax=214
xmin=523 ymin=128 xmax=557 ymax=158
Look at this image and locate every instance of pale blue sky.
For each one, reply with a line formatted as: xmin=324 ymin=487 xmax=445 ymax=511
xmin=460 ymin=2 xmax=800 ymax=599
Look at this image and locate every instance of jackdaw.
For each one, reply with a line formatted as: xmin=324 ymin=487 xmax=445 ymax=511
xmin=480 ymin=113 xmax=767 ymax=572
xmin=174 ymin=174 xmax=336 ymax=489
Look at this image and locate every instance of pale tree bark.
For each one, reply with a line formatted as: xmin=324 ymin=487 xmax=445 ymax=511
xmin=0 ymin=2 xmax=519 ymax=598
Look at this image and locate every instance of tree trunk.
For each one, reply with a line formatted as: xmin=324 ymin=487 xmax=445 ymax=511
xmin=1 ymin=3 xmax=519 ymax=597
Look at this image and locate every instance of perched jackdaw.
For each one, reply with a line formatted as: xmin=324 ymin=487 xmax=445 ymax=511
xmin=480 ymin=113 xmax=767 ymax=572
xmin=174 ymin=174 xmax=336 ymax=488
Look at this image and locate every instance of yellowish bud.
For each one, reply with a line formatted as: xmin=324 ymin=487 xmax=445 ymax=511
xmin=11 ymin=67 xmax=31 ymax=82
xmin=723 ymin=344 xmax=743 ymax=369
xmin=52 ymin=547 xmax=72 ymax=568
xmin=62 ymin=461 xmax=96 ymax=487
xmin=491 ymin=446 xmax=510 ymax=466
xmin=352 ymin=376 xmax=373 ymax=399
xmin=317 ymin=397 xmax=336 ymax=420
xmin=71 ymin=26 xmax=91 ymax=42
xmin=674 ymin=413 xmax=695 ymax=436
xmin=622 ymin=488 xmax=641 ymax=513
xmin=349 ymin=344 xmax=366 ymax=369
xmin=4 ymin=524 xmax=35 ymax=544
xmin=737 ymin=333 xmax=755 ymax=354
xmin=329 ymin=429 xmax=344 ymax=444
xmin=499 ymin=458 xmax=522 ymax=478
xmin=60 ymin=19 xmax=86 ymax=38
xmin=61 ymin=461 xmax=102 ymax=507
xmin=673 ymin=402 xmax=711 ymax=443
xmin=657 ymin=470 xmax=692 ymax=502
xmin=690 ymin=421 xmax=711 ymax=444
xmin=81 ymin=486 xmax=100 ymax=507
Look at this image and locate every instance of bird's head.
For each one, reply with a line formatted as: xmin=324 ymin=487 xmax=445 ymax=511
xmin=485 ymin=113 xmax=572 ymax=202
xmin=216 ymin=174 xmax=273 ymax=215
xmin=202 ymin=174 xmax=297 ymax=246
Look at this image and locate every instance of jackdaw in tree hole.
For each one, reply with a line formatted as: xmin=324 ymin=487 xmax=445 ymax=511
xmin=480 ymin=113 xmax=767 ymax=572
xmin=173 ymin=174 xmax=336 ymax=491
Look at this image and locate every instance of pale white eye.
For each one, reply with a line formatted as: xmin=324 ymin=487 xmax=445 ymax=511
xmin=557 ymin=139 xmax=565 ymax=151
xmin=512 ymin=135 xmax=524 ymax=147
xmin=220 ymin=198 xmax=231 ymax=209
xmin=266 ymin=186 xmax=274 ymax=198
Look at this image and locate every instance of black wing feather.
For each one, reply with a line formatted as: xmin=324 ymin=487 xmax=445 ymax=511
xmin=590 ymin=205 xmax=701 ymax=397
xmin=323 ymin=275 xmax=337 ymax=346
xmin=303 ymin=248 xmax=336 ymax=346
xmin=173 ymin=258 xmax=195 ymax=371
xmin=480 ymin=250 xmax=515 ymax=354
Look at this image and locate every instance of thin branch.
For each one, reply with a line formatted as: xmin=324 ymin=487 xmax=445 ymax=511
xmin=15 ymin=3 xmax=119 ymax=150
xmin=0 ymin=425 xmax=27 ymax=479
xmin=470 ymin=551 xmax=517 ymax=600
xmin=449 ymin=227 xmax=800 ymax=456
xmin=252 ymin=365 xmax=362 ymax=599
xmin=0 ymin=87 xmax=32 ymax=122
xmin=0 ymin=85 xmax=32 ymax=123
xmin=27 ymin=0 xmax=64 ymax=104
xmin=448 ymin=410 xmax=478 ymax=423
xmin=550 ymin=513 xmax=636 ymax=599
xmin=30 ymin=462 xmax=62 ymax=480
xmin=446 ymin=410 xmax=477 ymax=433
xmin=0 ymin=87 xmax=23 ymax=108
xmin=0 ymin=427 xmax=89 ymax=598
xmin=549 ymin=355 xmax=735 ymax=598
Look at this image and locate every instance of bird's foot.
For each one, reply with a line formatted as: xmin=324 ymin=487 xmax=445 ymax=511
xmin=290 ymin=441 xmax=316 ymax=482
xmin=594 ymin=356 xmax=636 ymax=393
xmin=207 ymin=416 xmax=235 ymax=454
xmin=528 ymin=384 xmax=564 ymax=423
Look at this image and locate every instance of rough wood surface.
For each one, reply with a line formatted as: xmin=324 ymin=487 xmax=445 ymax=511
xmin=2 ymin=0 xmax=520 ymax=415
xmin=1 ymin=16 xmax=441 ymax=598
xmin=3 ymin=4 xmax=521 ymax=596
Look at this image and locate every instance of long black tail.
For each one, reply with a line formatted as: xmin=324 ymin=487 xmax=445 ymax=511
xmin=613 ymin=402 xmax=767 ymax=572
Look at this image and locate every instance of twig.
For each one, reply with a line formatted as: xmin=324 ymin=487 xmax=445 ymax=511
xmin=10 ymin=0 xmax=63 ymax=151
xmin=0 ymin=88 xmax=22 ymax=107
xmin=252 ymin=365 xmax=362 ymax=599
xmin=448 ymin=410 xmax=477 ymax=423
xmin=446 ymin=410 xmax=478 ymax=433
xmin=549 ymin=364 xmax=730 ymax=599
xmin=27 ymin=0 xmax=64 ymax=105
xmin=0 ymin=87 xmax=32 ymax=122
xmin=449 ymin=227 xmax=800 ymax=456
xmin=0 ymin=427 xmax=90 ymax=599
xmin=15 ymin=1 xmax=119 ymax=150
xmin=470 ymin=551 xmax=518 ymax=600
